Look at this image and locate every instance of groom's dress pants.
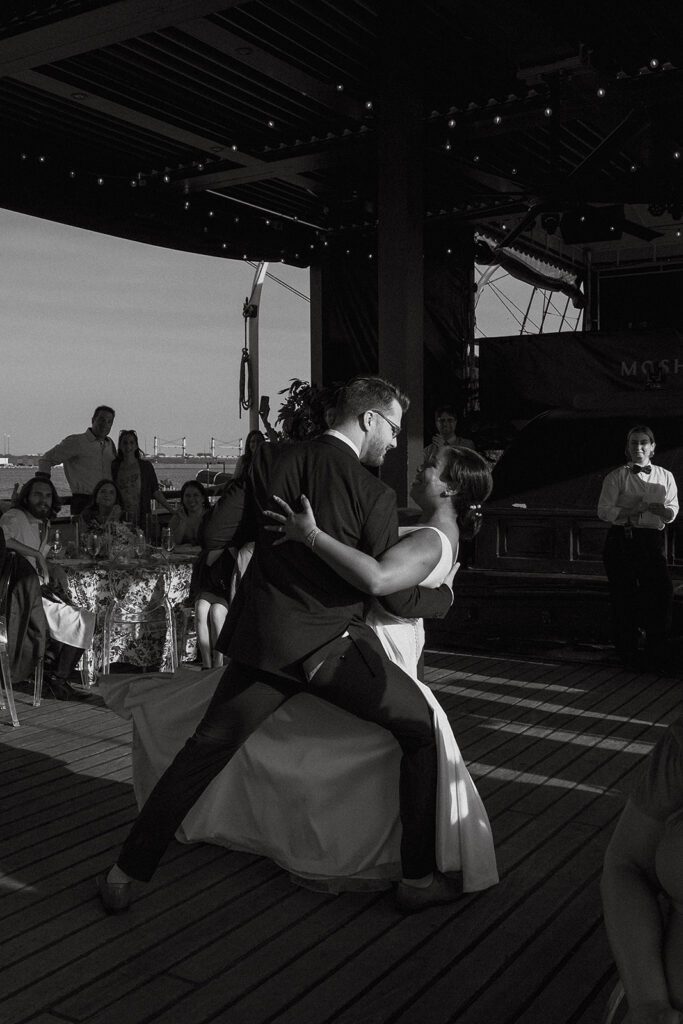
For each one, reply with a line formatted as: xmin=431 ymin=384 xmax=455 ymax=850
xmin=117 ymin=630 xmax=439 ymax=881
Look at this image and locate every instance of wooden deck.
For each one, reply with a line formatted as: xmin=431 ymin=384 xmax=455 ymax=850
xmin=1 ymin=649 xmax=681 ymax=1024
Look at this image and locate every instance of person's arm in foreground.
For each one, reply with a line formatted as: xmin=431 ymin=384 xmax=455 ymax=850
xmin=37 ymin=435 xmax=76 ymax=477
xmin=601 ymin=800 xmax=682 ymax=1024
xmin=2 ymin=532 xmax=50 ymax=583
xmin=266 ymin=494 xmax=449 ymax=595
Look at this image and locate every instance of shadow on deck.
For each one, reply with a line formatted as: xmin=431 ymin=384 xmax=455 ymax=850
xmin=1 ymin=649 xmax=680 ymax=1024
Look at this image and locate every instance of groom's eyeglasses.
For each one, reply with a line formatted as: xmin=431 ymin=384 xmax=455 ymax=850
xmin=370 ymin=409 xmax=401 ymax=438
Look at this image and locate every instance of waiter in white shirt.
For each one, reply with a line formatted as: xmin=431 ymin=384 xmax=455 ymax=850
xmin=598 ymin=425 xmax=679 ymax=669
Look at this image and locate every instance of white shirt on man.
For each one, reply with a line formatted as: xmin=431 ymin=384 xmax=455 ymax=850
xmin=38 ymin=428 xmax=116 ymax=494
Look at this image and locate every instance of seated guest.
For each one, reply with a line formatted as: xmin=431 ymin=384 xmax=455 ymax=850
xmin=79 ymin=478 xmax=124 ymax=533
xmin=233 ymin=430 xmax=265 ymax=482
xmin=111 ymin=430 xmax=173 ymax=526
xmin=598 ymin=425 xmax=679 ymax=670
xmin=0 ymin=526 xmax=46 ymax=686
xmin=424 ymin=405 xmax=475 ymax=460
xmin=0 ymin=478 xmax=95 ymax=700
xmin=169 ymin=481 xmax=210 ymax=550
xmin=601 ymin=716 xmax=683 ymax=1022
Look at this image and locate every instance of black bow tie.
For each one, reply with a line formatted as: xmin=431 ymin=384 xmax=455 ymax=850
xmin=630 ymin=464 xmax=652 ymax=475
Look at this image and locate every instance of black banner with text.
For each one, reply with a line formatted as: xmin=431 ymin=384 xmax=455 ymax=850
xmin=479 ymin=329 xmax=683 ymax=422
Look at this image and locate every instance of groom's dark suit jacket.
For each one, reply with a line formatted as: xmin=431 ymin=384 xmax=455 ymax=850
xmin=206 ymin=433 xmax=451 ymax=680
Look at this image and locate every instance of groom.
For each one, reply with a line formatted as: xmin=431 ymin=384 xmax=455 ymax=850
xmin=99 ymin=376 xmax=460 ymax=913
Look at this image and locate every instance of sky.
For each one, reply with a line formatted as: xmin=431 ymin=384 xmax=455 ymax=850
xmin=0 ymin=208 xmax=311 ymax=457
xmin=0 ymin=206 xmax=582 ymax=459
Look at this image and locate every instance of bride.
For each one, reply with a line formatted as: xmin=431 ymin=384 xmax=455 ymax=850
xmin=101 ymin=445 xmax=498 ymax=895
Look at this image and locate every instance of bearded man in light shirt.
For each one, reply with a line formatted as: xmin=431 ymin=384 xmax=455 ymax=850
xmin=37 ymin=405 xmax=116 ymax=514
xmin=598 ymin=425 xmax=679 ymax=671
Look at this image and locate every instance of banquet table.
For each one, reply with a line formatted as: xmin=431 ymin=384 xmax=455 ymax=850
xmin=53 ymin=552 xmax=195 ymax=682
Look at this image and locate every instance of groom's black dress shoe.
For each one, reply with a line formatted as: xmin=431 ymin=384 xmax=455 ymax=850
xmin=96 ymin=873 xmax=133 ymax=914
xmin=395 ymin=871 xmax=463 ymax=913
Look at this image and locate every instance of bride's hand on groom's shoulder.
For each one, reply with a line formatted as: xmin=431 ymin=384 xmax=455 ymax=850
xmin=264 ymin=494 xmax=318 ymax=546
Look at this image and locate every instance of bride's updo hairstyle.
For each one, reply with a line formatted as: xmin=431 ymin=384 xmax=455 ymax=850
xmin=439 ymin=445 xmax=493 ymax=539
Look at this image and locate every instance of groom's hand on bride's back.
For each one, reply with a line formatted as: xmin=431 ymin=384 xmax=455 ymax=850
xmin=444 ymin=561 xmax=460 ymax=594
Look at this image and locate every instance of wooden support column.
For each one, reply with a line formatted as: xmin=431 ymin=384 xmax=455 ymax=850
xmin=377 ymin=11 xmax=423 ymax=506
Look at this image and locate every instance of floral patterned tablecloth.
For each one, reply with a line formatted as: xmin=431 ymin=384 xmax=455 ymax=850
xmin=56 ymin=555 xmax=194 ymax=679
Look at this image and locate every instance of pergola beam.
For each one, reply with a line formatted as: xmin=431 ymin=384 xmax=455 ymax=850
xmin=10 ymin=68 xmax=330 ymax=194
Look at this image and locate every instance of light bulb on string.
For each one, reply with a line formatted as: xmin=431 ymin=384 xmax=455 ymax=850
xmin=596 ymin=87 xmax=606 ymax=98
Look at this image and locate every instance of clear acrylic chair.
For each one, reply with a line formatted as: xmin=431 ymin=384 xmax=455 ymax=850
xmin=0 ymin=553 xmax=44 ymax=727
xmin=602 ymin=980 xmax=625 ymax=1024
xmin=100 ymin=566 xmax=178 ymax=675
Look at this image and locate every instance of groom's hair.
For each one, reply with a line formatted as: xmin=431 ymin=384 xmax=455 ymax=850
xmin=337 ymin=376 xmax=410 ymax=419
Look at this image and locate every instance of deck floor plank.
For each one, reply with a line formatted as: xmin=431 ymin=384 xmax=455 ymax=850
xmin=1 ymin=650 xmax=680 ymax=1023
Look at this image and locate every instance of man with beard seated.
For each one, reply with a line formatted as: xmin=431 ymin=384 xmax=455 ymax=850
xmin=0 ymin=477 xmax=95 ymax=700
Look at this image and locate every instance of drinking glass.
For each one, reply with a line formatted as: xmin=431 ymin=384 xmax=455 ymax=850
xmin=161 ymin=527 xmax=173 ymax=554
xmin=86 ymin=532 xmax=102 ymax=559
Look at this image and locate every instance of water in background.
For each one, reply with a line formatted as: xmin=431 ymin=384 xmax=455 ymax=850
xmin=0 ymin=461 xmax=237 ymax=499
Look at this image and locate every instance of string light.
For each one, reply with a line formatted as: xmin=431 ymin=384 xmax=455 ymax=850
xmin=336 ymin=83 xmax=344 ymax=92
xmin=448 ymin=118 xmax=456 ymax=127
xmin=365 ymin=100 xmax=373 ymax=110
xmin=493 ymin=115 xmax=502 ymax=125
xmin=650 ymin=58 xmax=660 ymax=69
xmin=97 ymin=177 xmax=104 ymax=185
xmin=596 ymin=87 xmax=606 ymax=98
xmin=267 ymin=120 xmax=275 ymax=128
xmin=544 ymin=107 xmax=553 ymax=117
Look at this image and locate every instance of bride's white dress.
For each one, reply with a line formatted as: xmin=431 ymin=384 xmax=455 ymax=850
xmin=100 ymin=528 xmax=498 ymax=893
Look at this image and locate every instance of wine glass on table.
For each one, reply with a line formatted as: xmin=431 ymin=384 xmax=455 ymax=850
xmin=161 ymin=526 xmax=173 ymax=556
xmin=133 ymin=528 xmax=147 ymax=560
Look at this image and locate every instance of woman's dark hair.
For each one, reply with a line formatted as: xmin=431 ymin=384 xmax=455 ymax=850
xmin=113 ymin=429 xmax=144 ymax=462
xmin=91 ymin=478 xmax=124 ymax=508
xmin=15 ymin=476 xmax=61 ymax=514
xmin=180 ymin=479 xmax=210 ymax=510
xmin=438 ymin=445 xmax=493 ymax=539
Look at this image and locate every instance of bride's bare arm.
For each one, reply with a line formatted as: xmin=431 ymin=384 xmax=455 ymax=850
xmin=265 ymin=494 xmax=443 ymax=595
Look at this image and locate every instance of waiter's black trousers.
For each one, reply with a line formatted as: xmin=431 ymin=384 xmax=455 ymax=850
xmin=603 ymin=526 xmax=672 ymax=660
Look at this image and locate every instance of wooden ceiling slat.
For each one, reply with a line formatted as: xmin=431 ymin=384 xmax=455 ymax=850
xmin=179 ymin=18 xmax=364 ymax=119
xmin=0 ymin=0 xmax=249 ymax=78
